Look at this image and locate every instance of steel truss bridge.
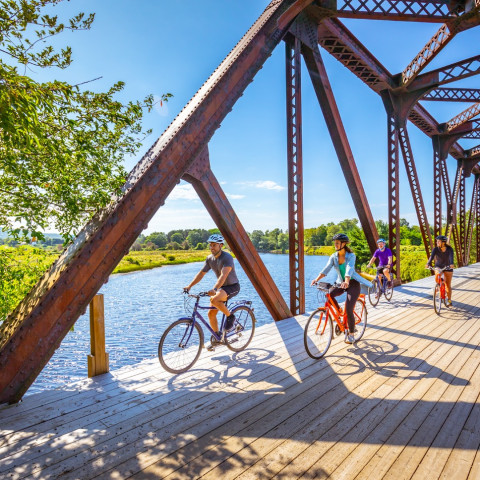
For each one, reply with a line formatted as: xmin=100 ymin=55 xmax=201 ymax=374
xmin=1 ymin=0 xmax=480 ymax=404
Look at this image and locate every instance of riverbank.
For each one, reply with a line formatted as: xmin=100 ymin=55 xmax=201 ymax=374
xmin=112 ymin=249 xmax=210 ymax=274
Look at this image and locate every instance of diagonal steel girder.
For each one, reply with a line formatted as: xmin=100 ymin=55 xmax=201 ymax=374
xmin=301 ymin=40 xmax=379 ymax=254
xmin=0 ymin=0 xmax=302 ymax=404
xmin=182 ymin=148 xmax=292 ymax=320
xmin=285 ymin=34 xmax=305 ymax=316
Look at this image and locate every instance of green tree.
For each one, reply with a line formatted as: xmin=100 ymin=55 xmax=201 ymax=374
xmin=186 ymin=230 xmax=204 ymax=248
xmin=145 ymin=232 xmax=167 ymax=249
xmin=0 ymin=1 xmax=172 ymax=240
xmin=249 ymin=230 xmax=264 ymax=250
xmin=170 ymin=232 xmax=184 ymax=244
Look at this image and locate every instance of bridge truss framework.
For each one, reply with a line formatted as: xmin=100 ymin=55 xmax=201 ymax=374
xmin=1 ymin=0 xmax=480 ymax=403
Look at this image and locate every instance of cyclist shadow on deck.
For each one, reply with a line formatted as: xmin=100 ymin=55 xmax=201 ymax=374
xmin=341 ymin=339 xmax=470 ymax=386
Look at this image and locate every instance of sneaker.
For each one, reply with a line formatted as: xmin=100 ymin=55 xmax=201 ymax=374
xmin=206 ymin=333 xmax=221 ymax=351
xmin=387 ymin=281 xmax=393 ymax=288
xmin=447 ymin=300 xmax=453 ymax=308
xmin=225 ymin=313 xmax=236 ymax=332
xmin=344 ymin=333 xmax=355 ymax=345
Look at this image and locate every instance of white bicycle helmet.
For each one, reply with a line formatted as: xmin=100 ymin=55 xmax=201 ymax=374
xmin=207 ymin=233 xmax=224 ymax=243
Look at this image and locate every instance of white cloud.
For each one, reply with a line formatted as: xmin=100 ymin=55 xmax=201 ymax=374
xmin=227 ymin=194 xmax=245 ymax=200
xmin=237 ymin=180 xmax=285 ymax=191
xmin=167 ymin=184 xmax=198 ymax=201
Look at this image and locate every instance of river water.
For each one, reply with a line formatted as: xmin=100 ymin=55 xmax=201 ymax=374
xmin=30 ymin=253 xmax=337 ymax=395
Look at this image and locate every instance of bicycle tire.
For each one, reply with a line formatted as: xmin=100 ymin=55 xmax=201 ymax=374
xmin=433 ymin=284 xmax=442 ymax=315
xmin=368 ymin=279 xmax=380 ymax=307
xmin=225 ymin=305 xmax=255 ymax=352
xmin=384 ymin=280 xmax=393 ymax=301
xmin=158 ymin=318 xmax=204 ymax=374
xmin=352 ymin=298 xmax=367 ymax=342
xmin=304 ymin=308 xmax=333 ymax=359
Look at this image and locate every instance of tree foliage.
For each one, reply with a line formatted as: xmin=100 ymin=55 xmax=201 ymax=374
xmin=0 ymin=0 xmax=172 ymax=240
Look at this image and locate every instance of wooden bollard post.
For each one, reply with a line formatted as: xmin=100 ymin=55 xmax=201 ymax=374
xmin=87 ymin=294 xmax=109 ymax=377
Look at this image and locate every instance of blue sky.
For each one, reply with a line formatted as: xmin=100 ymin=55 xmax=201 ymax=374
xmin=37 ymin=1 xmax=480 ymax=234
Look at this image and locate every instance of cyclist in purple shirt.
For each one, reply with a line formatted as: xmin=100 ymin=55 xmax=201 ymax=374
xmin=366 ymin=238 xmax=393 ymax=288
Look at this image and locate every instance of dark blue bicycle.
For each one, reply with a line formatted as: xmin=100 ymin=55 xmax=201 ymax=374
xmin=158 ymin=291 xmax=255 ymax=374
xmin=368 ymin=266 xmax=394 ymax=307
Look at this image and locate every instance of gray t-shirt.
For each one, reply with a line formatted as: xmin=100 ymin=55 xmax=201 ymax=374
xmin=201 ymin=250 xmax=239 ymax=286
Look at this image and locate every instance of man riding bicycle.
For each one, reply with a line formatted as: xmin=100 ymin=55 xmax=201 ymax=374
xmin=366 ymin=238 xmax=393 ymax=288
xmin=426 ymin=235 xmax=454 ymax=307
xmin=184 ymin=233 xmax=240 ymax=348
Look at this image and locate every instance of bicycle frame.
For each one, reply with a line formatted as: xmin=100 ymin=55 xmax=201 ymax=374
xmin=317 ymin=290 xmax=366 ymax=334
xmin=186 ymin=294 xmax=253 ymax=342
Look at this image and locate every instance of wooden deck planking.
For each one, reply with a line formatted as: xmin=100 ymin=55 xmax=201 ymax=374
xmin=0 ymin=264 xmax=479 ymax=479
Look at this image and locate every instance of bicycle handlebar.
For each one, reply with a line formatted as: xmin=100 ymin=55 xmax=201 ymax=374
xmin=426 ymin=266 xmax=449 ymax=273
xmin=313 ymin=281 xmax=343 ymax=292
xmin=183 ymin=290 xmax=210 ymax=298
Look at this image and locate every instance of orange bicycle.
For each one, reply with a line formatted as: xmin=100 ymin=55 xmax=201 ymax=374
xmin=427 ymin=266 xmax=449 ymax=314
xmin=304 ymin=282 xmax=367 ymax=359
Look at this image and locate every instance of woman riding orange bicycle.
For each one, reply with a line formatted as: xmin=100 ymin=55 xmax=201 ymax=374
xmin=425 ymin=235 xmax=455 ymax=307
xmin=310 ymin=233 xmax=372 ymax=344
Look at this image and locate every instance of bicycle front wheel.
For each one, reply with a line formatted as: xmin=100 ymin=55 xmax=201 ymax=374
xmin=352 ymin=298 xmax=367 ymax=342
xmin=158 ymin=319 xmax=204 ymax=374
xmin=304 ymin=308 xmax=333 ymax=359
xmin=433 ymin=284 xmax=442 ymax=315
xmin=225 ymin=305 xmax=255 ymax=352
xmin=368 ymin=279 xmax=380 ymax=307
xmin=384 ymin=280 xmax=393 ymax=301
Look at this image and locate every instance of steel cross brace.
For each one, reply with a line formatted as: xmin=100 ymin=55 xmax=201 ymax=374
xmin=0 ymin=0 xmax=301 ymax=404
xmin=459 ymin=171 xmax=467 ymax=263
xmin=182 ymin=148 xmax=292 ymax=321
xmin=423 ymin=88 xmax=480 ymax=102
xmin=447 ymin=164 xmax=464 ymax=265
xmin=285 ymin=34 xmax=305 ymax=315
xmin=299 ymin=33 xmax=379 ymax=254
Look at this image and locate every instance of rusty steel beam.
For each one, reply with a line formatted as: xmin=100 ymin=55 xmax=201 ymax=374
xmin=433 ymin=142 xmax=443 ymax=238
xmin=465 ymin=176 xmax=478 ymax=263
xmin=335 ymin=0 xmax=461 ymax=22
xmin=401 ymin=24 xmax=454 ymax=87
xmin=302 ymin=42 xmax=379 ymax=254
xmin=0 ymin=0 xmax=300 ymax=404
xmin=422 ymin=87 xmax=480 ymax=102
xmin=386 ymin=111 xmax=401 ymax=279
xmin=447 ymin=164 xmax=463 ymax=265
xmin=446 ymin=102 xmax=480 ymax=132
xmin=459 ymin=172 xmax=467 ymax=262
xmin=285 ymin=35 xmax=305 ymax=315
xmin=182 ymin=149 xmax=292 ymax=321
xmin=409 ymin=54 xmax=480 ymax=92
xmin=398 ymin=126 xmax=433 ymax=256
xmin=477 ymin=175 xmax=480 ymax=262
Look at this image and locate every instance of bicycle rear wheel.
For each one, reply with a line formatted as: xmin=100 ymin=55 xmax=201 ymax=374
xmin=225 ymin=305 xmax=255 ymax=352
xmin=304 ymin=308 xmax=333 ymax=359
xmin=158 ymin=319 xmax=204 ymax=374
xmin=433 ymin=284 xmax=442 ymax=315
xmin=368 ymin=279 xmax=380 ymax=307
xmin=352 ymin=298 xmax=367 ymax=342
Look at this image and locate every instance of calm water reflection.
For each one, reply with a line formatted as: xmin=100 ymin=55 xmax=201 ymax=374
xmin=31 ymin=253 xmax=337 ymax=395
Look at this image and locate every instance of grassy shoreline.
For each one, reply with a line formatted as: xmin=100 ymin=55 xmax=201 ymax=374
xmin=112 ymin=249 xmax=210 ymax=274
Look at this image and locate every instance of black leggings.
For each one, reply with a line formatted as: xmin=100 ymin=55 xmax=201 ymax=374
xmin=329 ymin=279 xmax=361 ymax=332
